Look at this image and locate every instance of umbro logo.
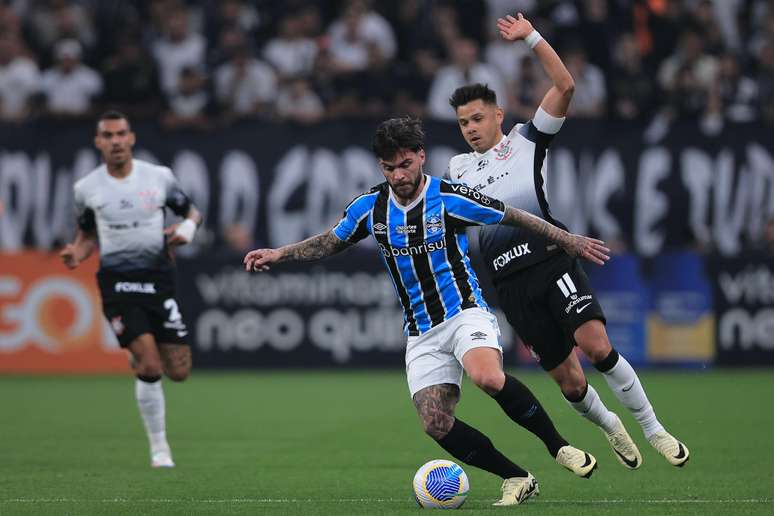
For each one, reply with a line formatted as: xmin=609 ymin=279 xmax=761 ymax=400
xmin=470 ymin=331 xmax=487 ymax=340
xmin=373 ymin=222 xmax=387 ymax=234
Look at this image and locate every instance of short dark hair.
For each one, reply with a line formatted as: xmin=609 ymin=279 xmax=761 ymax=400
xmin=97 ymin=110 xmax=130 ymax=131
xmin=449 ymin=83 xmax=497 ymax=109
xmin=372 ymin=117 xmax=424 ymax=160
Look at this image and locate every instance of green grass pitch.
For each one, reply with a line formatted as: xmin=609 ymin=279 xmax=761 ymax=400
xmin=1 ymin=369 xmax=772 ymax=515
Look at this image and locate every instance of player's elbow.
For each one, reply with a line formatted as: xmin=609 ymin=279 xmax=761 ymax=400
xmin=558 ymin=77 xmax=575 ymax=97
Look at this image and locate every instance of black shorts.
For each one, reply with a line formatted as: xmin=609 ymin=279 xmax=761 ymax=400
xmin=102 ymin=297 xmax=189 ymax=348
xmin=495 ymin=253 xmax=605 ymax=371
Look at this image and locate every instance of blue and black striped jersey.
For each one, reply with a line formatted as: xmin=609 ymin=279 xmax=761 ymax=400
xmin=333 ymin=175 xmax=506 ymax=336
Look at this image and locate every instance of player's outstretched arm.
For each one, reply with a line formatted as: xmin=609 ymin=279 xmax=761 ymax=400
xmin=501 ymin=206 xmax=610 ymax=265
xmin=497 ymin=12 xmax=574 ymax=118
xmin=244 ymin=230 xmax=353 ymax=272
xmin=60 ymin=229 xmax=98 ymax=269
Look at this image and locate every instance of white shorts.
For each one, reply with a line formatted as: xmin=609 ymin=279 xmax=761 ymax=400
xmin=405 ymin=308 xmax=502 ymax=398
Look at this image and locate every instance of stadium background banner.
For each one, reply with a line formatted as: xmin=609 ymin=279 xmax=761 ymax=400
xmin=0 ymin=119 xmax=771 ymax=371
xmin=0 ymin=252 xmax=129 ymax=373
xmin=709 ymin=252 xmax=774 ymax=365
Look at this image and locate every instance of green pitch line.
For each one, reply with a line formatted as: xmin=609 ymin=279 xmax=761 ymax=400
xmin=0 ymin=370 xmax=772 ymax=515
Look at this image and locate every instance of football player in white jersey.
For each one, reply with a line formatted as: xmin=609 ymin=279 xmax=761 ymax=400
xmin=60 ymin=111 xmax=202 ymax=468
xmin=446 ymin=13 xmax=689 ymax=469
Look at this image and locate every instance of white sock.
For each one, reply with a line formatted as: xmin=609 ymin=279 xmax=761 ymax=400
xmin=135 ymin=377 xmax=170 ymax=455
xmin=566 ymin=383 xmax=618 ymax=434
xmin=601 ymin=354 xmax=664 ymax=439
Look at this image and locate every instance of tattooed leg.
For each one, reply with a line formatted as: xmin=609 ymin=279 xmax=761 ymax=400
xmin=413 ymin=384 xmax=460 ymax=440
xmin=413 ymin=383 xmax=528 ymax=479
xmin=159 ymin=344 xmax=192 ymax=382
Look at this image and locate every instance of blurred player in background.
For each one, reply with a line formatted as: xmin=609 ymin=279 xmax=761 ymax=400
xmin=60 ymin=111 xmax=202 ymax=468
xmin=446 ymin=12 xmax=689 ymax=469
xmin=245 ymin=117 xmax=610 ymax=505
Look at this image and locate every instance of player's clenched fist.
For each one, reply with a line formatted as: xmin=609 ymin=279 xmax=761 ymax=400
xmin=60 ymin=244 xmax=80 ymax=269
xmin=244 ymin=248 xmax=282 ymax=272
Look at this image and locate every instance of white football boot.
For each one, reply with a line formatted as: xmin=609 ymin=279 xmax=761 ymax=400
xmin=555 ymin=445 xmax=597 ymax=478
xmin=493 ymin=473 xmax=539 ymax=506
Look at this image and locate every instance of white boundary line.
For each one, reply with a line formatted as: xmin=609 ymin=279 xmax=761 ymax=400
xmin=2 ymin=498 xmax=772 ymax=504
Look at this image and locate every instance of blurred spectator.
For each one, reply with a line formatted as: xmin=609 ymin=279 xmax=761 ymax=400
xmin=715 ymin=53 xmax=758 ymax=122
xmin=263 ymin=13 xmax=318 ymax=80
xmin=152 ymin=8 xmax=206 ymax=95
xmin=609 ymin=33 xmax=658 ymax=120
xmin=765 ymin=217 xmax=774 ymax=254
xmin=214 ymin=40 xmax=276 ymax=120
xmin=40 ymin=39 xmax=102 ymax=117
xmin=758 ymin=41 xmax=774 ymax=122
xmin=579 ymin=0 xmax=614 ymax=72
xmin=325 ymin=0 xmax=396 ymax=74
xmin=101 ymin=34 xmax=161 ymax=119
xmin=485 ymin=28 xmax=531 ymax=88
xmin=658 ymin=30 xmax=718 ymax=94
xmin=205 ymin=0 xmax=260 ymax=46
xmin=276 ymin=77 xmax=324 ymax=125
xmin=689 ymin=0 xmax=726 ymax=55
xmin=0 ymin=33 xmax=39 ymax=121
xmin=388 ymin=2 xmax=460 ymax=117
xmin=27 ymin=0 xmax=95 ymax=59
xmin=0 ymin=2 xmax=23 ymax=37
xmin=563 ymin=46 xmax=606 ymax=118
xmin=507 ymin=54 xmax=549 ymax=121
xmin=666 ymin=64 xmax=708 ymax=119
xmin=161 ymin=66 xmax=210 ymax=130
xmin=427 ymin=38 xmax=507 ymax=121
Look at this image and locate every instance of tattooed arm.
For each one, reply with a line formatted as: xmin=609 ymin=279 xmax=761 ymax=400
xmin=243 ymin=230 xmax=353 ymax=272
xmin=501 ymin=206 xmax=610 ymax=265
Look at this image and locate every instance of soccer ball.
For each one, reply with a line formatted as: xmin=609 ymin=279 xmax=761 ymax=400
xmin=412 ymin=459 xmax=469 ymax=509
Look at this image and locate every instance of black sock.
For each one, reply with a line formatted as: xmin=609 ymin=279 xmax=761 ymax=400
xmin=594 ymin=348 xmax=619 ymax=373
xmin=137 ymin=374 xmax=161 ymax=383
xmin=492 ymin=374 xmax=568 ymax=457
xmin=437 ymin=419 xmax=528 ymax=479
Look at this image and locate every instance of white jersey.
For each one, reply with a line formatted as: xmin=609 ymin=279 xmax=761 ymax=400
xmin=74 ymin=159 xmax=191 ymax=280
xmin=447 ymin=120 xmax=567 ymax=281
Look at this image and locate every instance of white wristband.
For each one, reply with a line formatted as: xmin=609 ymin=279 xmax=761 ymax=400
xmin=525 ymin=30 xmax=543 ymax=49
xmin=174 ymin=219 xmax=197 ymax=243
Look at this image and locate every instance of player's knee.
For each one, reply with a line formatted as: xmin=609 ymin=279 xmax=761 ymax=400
xmin=468 ymin=369 xmax=506 ymax=395
xmin=575 ymin=323 xmax=611 ymax=363
xmin=135 ymin=359 xmax=163 ymax=378
xmin=560 ymin=379 xmax=587 ymax=401
xmin=166 ymin=367 xmax=189 ymax=382
xmin=420 ymin=410 xmax=454 ymax=440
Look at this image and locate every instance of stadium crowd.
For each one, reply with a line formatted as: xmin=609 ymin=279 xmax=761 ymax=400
xmin=0 ymin=0 xmax=771 ymax=128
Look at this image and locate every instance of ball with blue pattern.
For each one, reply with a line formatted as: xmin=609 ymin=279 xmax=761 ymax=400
xmin=412 ymin=459 xmax=469 ymax=509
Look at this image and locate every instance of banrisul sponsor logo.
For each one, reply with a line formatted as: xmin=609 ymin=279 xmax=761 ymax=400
xmin=492 ymin=243 xmax=531 ymax=270
xmin=379 ymin=240 xmax=447 ymax=258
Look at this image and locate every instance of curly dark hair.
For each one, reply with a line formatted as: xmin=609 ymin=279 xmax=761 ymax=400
xmin=449 ymin=83 xmax=498 ymax=109
xmin=372 ymin=117 xmax=425 ymax=160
